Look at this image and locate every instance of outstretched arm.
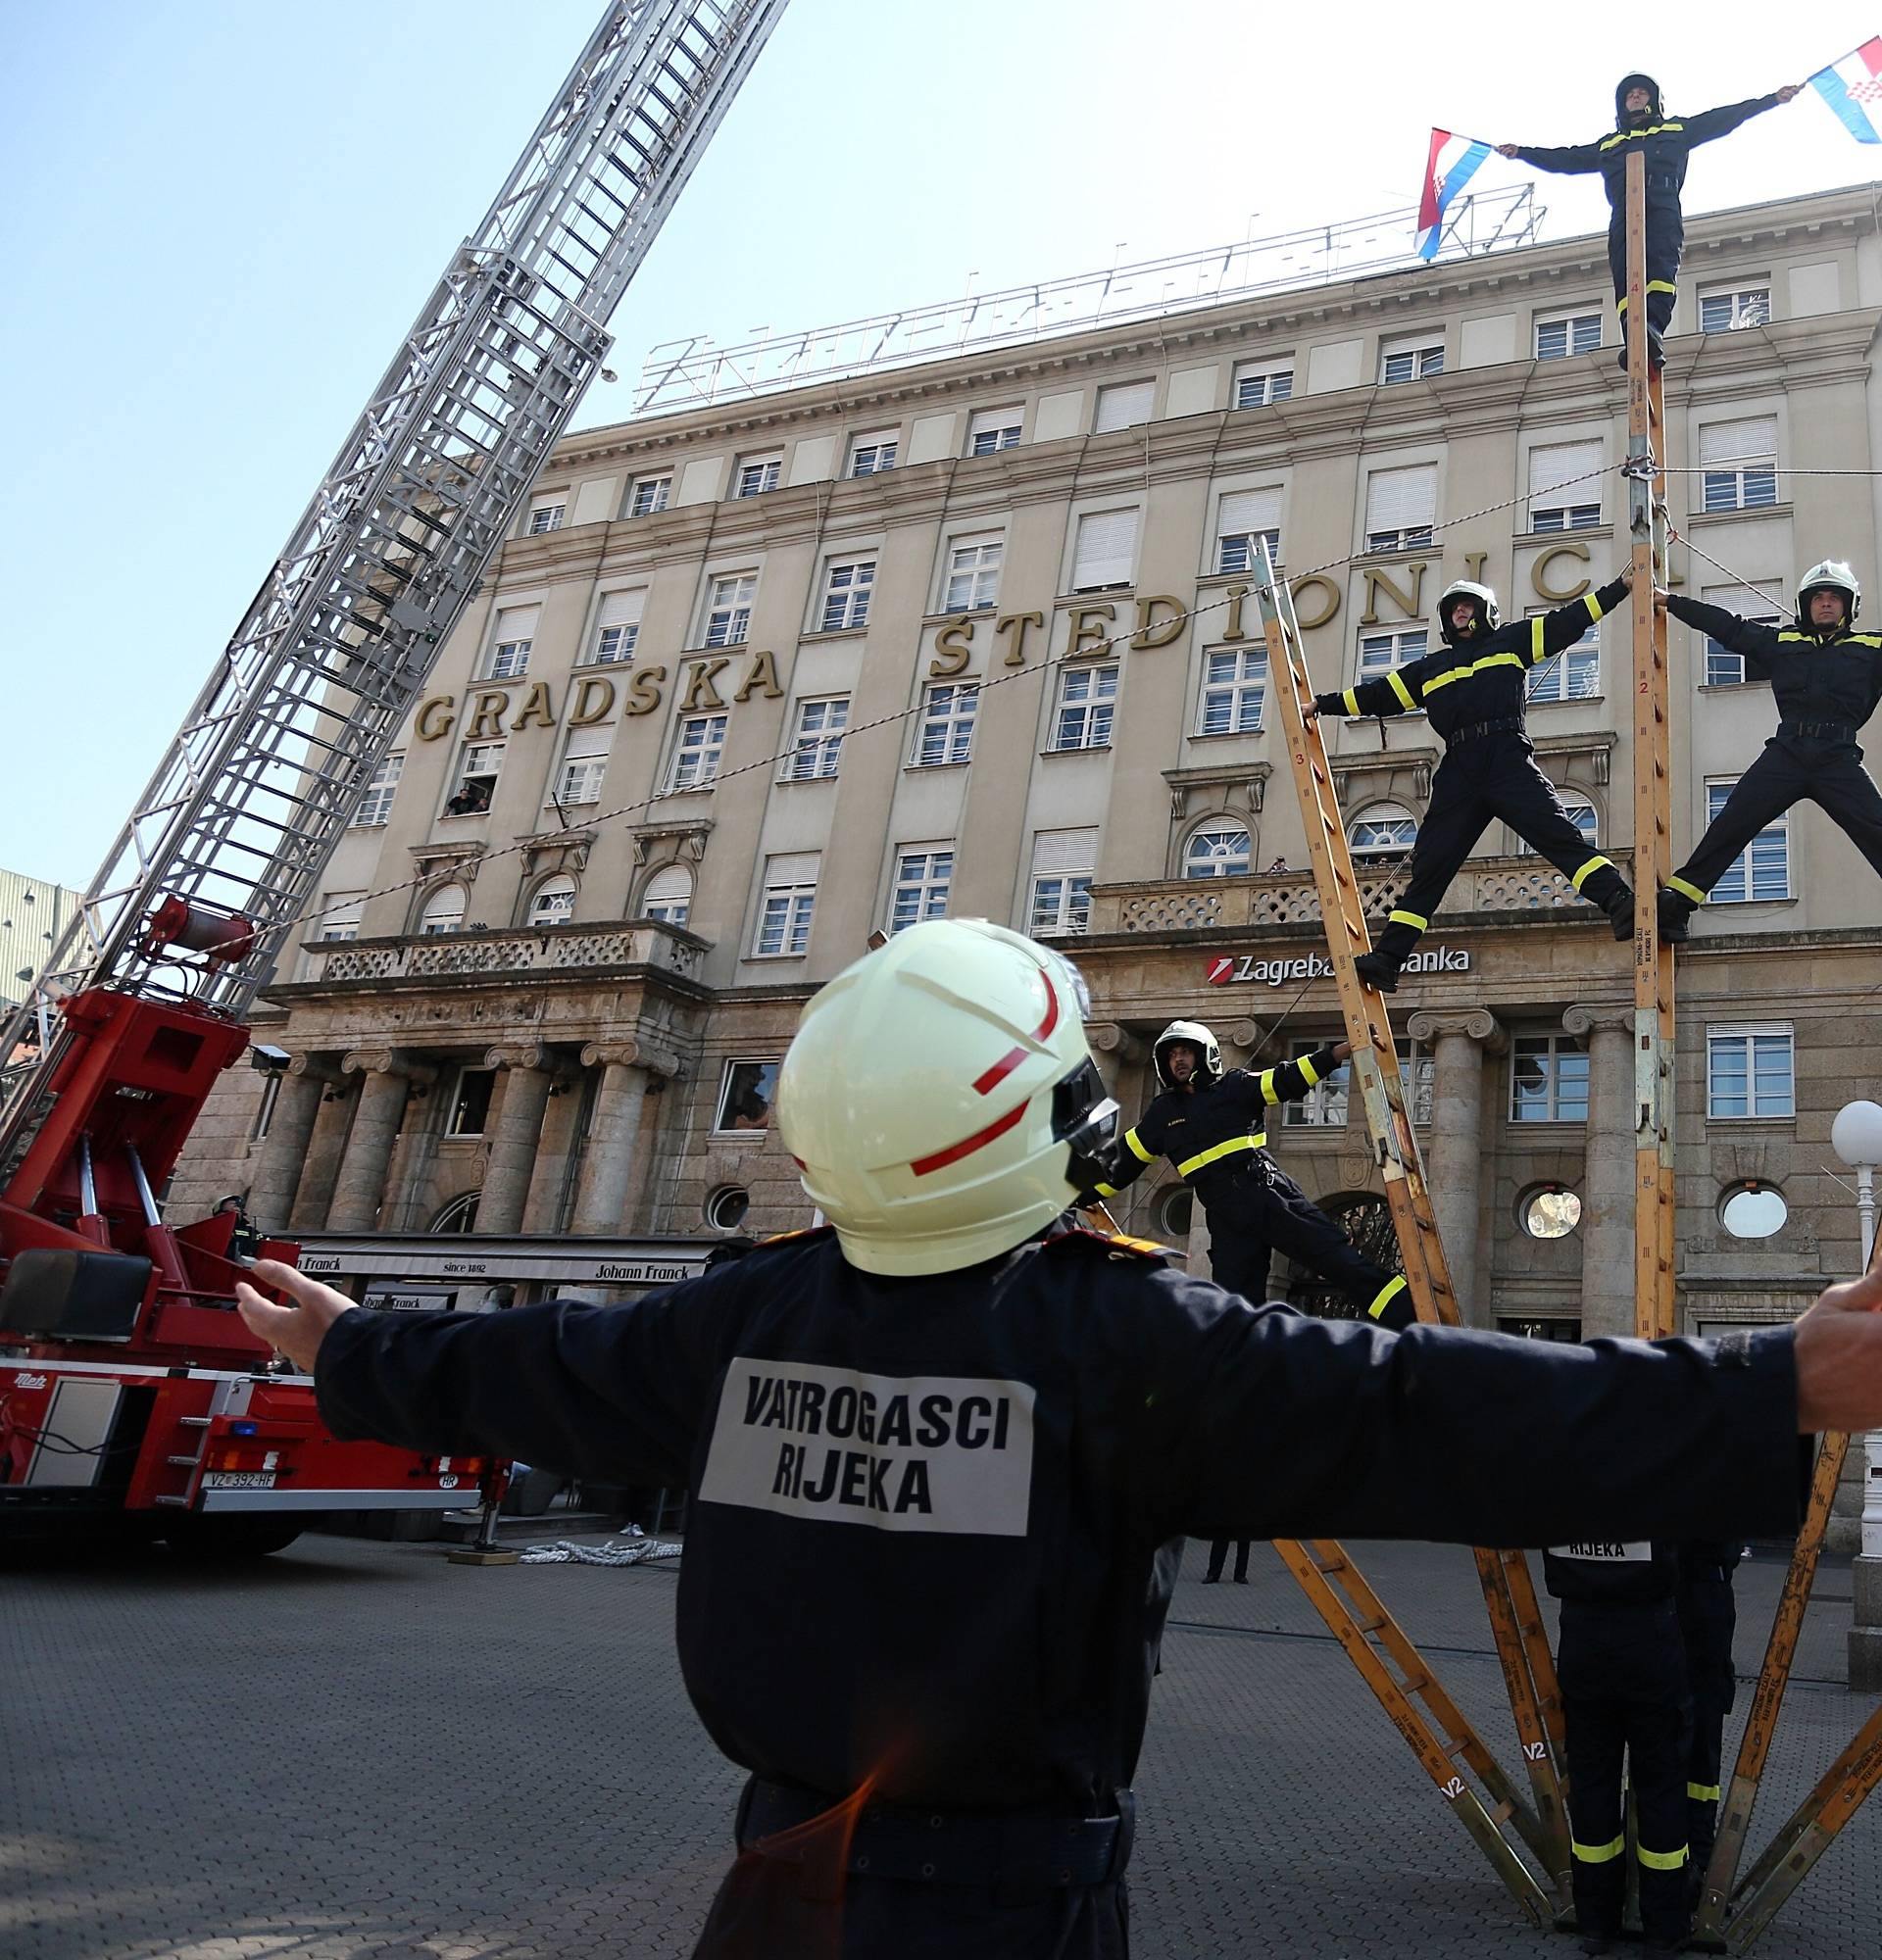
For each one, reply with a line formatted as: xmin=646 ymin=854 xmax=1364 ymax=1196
xmin=1312 ymin=662 xmax=1423 ymax=720
xmin=1520 ymin=575 xmax=1630 ymax=666
xmin=1682 ymin=87 xmax=1797 ymax=147
xmin=1250 ymin=1041 xmax=1352 ymax=1108
xmin=1091 ymin=1113 xmax=1162 ymax=1200
xmin=1663 ymin=591 xmax=1782 ymax=677
xmin=1503 ymin=137 xmax=1605 ymax=173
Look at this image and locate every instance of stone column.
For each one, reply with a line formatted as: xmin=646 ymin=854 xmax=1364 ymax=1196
xmin=326 ymin=1052 xmax=432 ymax=1233
xmin=520 ymin=1063 xmax=585 ymax=1234
xmin=1564 ymin=1004 xmax=1636 ymax=1342
xmin=289 ymin=1074 xmax=355 ymax=1233
xmin=249 ymin=1054 xmax=339 ymax=1234
xmin=474 ymin=1044 xmax=557 ymax=1236
xmin=1407 ymin=1008 xmax=1507 ymax=1328
xmin=570 ymin=1039 xmax=680 ymax=1235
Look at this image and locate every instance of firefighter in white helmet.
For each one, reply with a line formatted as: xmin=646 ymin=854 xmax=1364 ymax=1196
xmin=1093 ymin=1019 xmax=1411 ymax=1329
xmin=1656 ymin=563 xmax=1882 ymax=940
xmin=236 ymin=918 xmax=1882 ymax=1960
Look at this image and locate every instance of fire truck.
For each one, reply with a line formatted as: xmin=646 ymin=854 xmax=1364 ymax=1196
xmin=0 ymin=1 xmax=786 ymax=1552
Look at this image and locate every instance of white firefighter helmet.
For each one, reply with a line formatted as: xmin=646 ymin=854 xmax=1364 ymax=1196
xmin=1437 ymin=579 xmax=1500 ymax=636
xmin=1153 ymin=1019 xmax=1222 ymax=1089
xmin=775 ymin=919 xmax=1118 ymax=1276
xmin=1797 ymin=560 xmax=1860 ymax=625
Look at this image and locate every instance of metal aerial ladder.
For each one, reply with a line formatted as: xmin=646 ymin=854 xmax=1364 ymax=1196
xmin=0 ymin=0 xmax=787 ymax=1377
xmin=1253 ymin=539 xmax=1571 ymax=1921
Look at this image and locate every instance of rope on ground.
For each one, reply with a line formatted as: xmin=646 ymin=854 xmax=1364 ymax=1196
xmin=520 ymin=1530 xmax=684 ymax=1566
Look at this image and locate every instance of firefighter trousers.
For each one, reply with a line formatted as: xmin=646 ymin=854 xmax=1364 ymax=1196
xmin=1204 ymin=1163 xmax=1411 ymax=1328
xmin=1205 ymin=1538 xmax=1251 ymax=1583
xmin=1370 ymin=738 xmax=1625 ymax=969
xmin=1559 ymin=1599 xmax=1695 ymax=1945
xmin=1606 ymin=198 xmax=1682 ymax=361
xmin=1677 ymin=1567 xmax=1739 ymax=1883
xmin=1672 ymin=737 xmax=1882 ymax=905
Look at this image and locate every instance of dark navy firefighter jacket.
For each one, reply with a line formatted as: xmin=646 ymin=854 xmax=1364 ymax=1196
xmin=1665 ymin=595 xmax=1882 ymax=730
xmin=314 ymin=1226 xmax=1805 ymax=1821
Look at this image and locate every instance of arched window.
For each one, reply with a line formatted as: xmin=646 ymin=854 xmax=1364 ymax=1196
xmin=1514 ymin=795 xmax=1598 ymax=856
xmin=1183 ymin=822 xmax=1252 ymax=879
xmin=527 ymin=874 xmax=576 ymax=926
xmin=419 ymin=883 xmax=467 ymax=935
xmin=1349 ymin=804 xmax=1418 ymax=858
xmin=431 ymin=1191 xmax=479 ymax=1233
xmin=641 ymin=864 xmax=692 ymax=926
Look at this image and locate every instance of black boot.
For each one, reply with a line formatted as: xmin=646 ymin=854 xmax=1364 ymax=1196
xmin=1657 ymin=886 xmax=1694 ymax=944
xmin=1354 ymin=950 xmax=1401 ymax=994
xmin=1603 ymin=884 xmax=1636 ymax=941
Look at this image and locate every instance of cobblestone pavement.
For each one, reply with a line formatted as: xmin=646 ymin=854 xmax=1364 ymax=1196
xmin=4 ymin=1533 xmax=1876 ymax=1958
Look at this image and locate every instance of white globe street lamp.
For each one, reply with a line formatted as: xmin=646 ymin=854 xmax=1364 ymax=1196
xmin=1832 ymin=1098 xmax=1882 ymax=1690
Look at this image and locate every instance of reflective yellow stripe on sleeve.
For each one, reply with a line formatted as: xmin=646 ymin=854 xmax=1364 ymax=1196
xmin=1646 ymin=279 xmax=1677 ymax=296
xmin=1258 ymin=1067 xmax=1279 ymax=1105
xmin=1175 ymin=1134 xmax=1265 ymax=1180
xmin=1296 ymin=1054 xmax=1321 ymax=1089
xmin=1342 ymin=686 xmax=1361 ymax=716
xmin=1668 ymin=875 xmax=1708 ymax=905
xmin=1367 ymin=1275 xmax=1409 ymax=1321
xmin=1387 ymin=668 xmax=1416 ymax=710
xmin=1387 ymin=908 xmax=1428 ymax=931
xmin=1569 ymin=856 xmax=1611 ymax=892
xmin=1687 ymin=1782 xmax=1721 ymax=1803
xmin=1093 ymin=1182 xmax=1121 ymax=1199
xmin=1637 ymin=1843 xmax=1690 ymax=1872
xmin=1584 ymin=589 xmax=1606 ymax=624
xmin=1123 ymin=1127 xmax=1155 ymax=1163
xmin=1531 ymin=616 xmax=1546 ymax=662
xmin=1572 ymin=1836 xmax=1626 ymax=1866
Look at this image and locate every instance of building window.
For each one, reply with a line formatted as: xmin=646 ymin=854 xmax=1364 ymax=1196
xmin=1700 ymin=416 xmax=1778 ymax=514
xmin=1707 ymin=1025 xmax=1794 ymax=1119
xmin=818 ymin=556 xmax=875 ymax=632
xmin=526 ymin=496 xmax=566 ymax=535
xmin=1515 ymin=794 xmax=1597 ymax=855
xmin=629 ymin=473 xmax=671 ymax=516
xmin=754 ymin=856 xmax=817 ymax=957
xmin=782 ymin=696 xmax=849 ymax=780
xmin=589 ymin=590 xmax=644 ymax=664
xmin=449 ymin=741 xmax=503 ymax=812
xmin=944 ymin=534 xmax=1004 ymax=612
xmin=1528 ymin=439 xmax=1604 ymax=531
xmin=1381 ymin=337 xmax=1443 ymax=384
xmin=1396 ymin=1036 xmax=1434 ymax=1126
xmin=1510 ymin=1035 xmax=1588 ymax=1124
xmin=1700 ymin=286 xmax=1771 ymax=334
xmin=1233 ymin=362 xmax=1293 ymax=409
xmin=1523 ymin=611 xmax=1599 ymax=702
xmin=1028 ymin=828 xmax=1097 ymax=935
xmin=889 ymin=846 xmax=954 ymax=933
xmin=914 ymin=683 xmax=978 ymax=765
xmin=1349 ymin=805 xmax=1418 ymax=858
xmin=252 ymin=1070 xmax=283 ymax=1142
xmin=1706 ymin=780 xmax=1789 ymax=901
xmin=551 ymin=722 xmax=612 ymax=808
xmin=313 ymin=892 xmax=366 ymax=943
xmin=448 ymin=1067 xmax=495 ymax=1136
xmin=1719 ymin=1179 xmax=1787 ymax=1238
xmin=1198 ymin=647 xmax=1265 ymax=735
xmin=1535 ymin=310 xmax=1602 ymax=360
xmin=641 ymin=864 xmax=692 ymax=926
xmin=733 ymin=455 xmax=781 ymax=498
xmin=848 ymin=430 xmax=898 ymax=476
xmin=352 ymin=754 xmax=402 ymax=827
xmin=716 ymin=1059 xmax=779 ymax=1132
xmin=1094 ymin=380 xmax=1154 ymax=433
xmin=1155 ymin=1187 xmax=1194 ymax=1240
xmin=967 ymin=407 xmax=1022 ymax=455
xmin=1358 ymin=627 xmax=1426 ymax=679
xmin=1071 ymin=508 xmax=1138 ymax=592
xmin=431 ymin=1191 xmax=480 ymax=1232
xmin=668 ymin=713 xmax=728 ymax=792
xmin=1284 ymin=1038 xmax=1350 ymax=1128
xmin=1699 ymin=583 xmax=1781 ymax=685
xmin=483 ymin=602 xmax=539 ymax=680
xmin=704 ymin=573 xmax=757 ymax=648
xmin=1363 ymin=465 xmax=1436 ymax=554
xmin=706 ymin=1186 xmax=751 ymax=1230
xmin=1184 ymin=822 xmax=1251 ymax=878
xmin=1051 ymin=662 xmax=1118 ymax=751
xmin=1519 ymin=1184 xmax=1583 ymax=1238
xmin=419 ymin=884 xmax=467 ymax=936
xmin=527 ymin=874 xmax=576 ymax=926
xmin=1215 ymin=487 xmax=1282 ymax=574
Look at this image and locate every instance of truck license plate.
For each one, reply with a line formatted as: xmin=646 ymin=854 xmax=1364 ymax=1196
xmin=202 ymin=1471 xmax=277 ymax=1490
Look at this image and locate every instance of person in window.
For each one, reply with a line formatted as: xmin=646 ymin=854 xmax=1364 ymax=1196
xmin=445 ymin=780 xmax=490 ymax=816
xmin=1309 ymin=577 xmax=1636 ymax=993
xmin=1498 ymin=74 xmax=1799 ymax=370
xmin=1094 ymin=1020 xmax=1412 ymax=1330
xmin=1656 ymin=563 xmax=1882 ymax=939
xmin=233 ymin=919 xmax=1882 ymax=1960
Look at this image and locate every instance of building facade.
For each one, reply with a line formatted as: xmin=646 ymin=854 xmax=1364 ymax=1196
xmin=174 ymin=184 xmax=1882 ymax=1374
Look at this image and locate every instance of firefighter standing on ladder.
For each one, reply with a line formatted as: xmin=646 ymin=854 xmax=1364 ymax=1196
xmin=234 ymin=920 xmax=1882 ymax=1960
xmin=1307 ymin=574 xmax=1637 ymax=994
xmin=1654 ymin=564 xmax=1882 ymax=938
xmin=1092 ymin=1020 xmax=1412 ymax=1328
xmin=1497 ymin=74 xmax=1800 ymax=369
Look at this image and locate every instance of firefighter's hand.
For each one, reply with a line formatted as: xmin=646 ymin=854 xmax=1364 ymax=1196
xmin=1301 ymin=698 xmax=1320 ymax=721
xmin=234 ymin=1259 xmax=354 ymax=1374
xmin=1496 ymin=143 xmax=1518 ymax=159
xmin=1653 ymin=588 xmax=1670 ymax=615
xmin=1776 ymin=84 xmax=1800 ymax=104
xmin=1792 ymin=1262 xmax=1882 ymax=1432
xmin=1332 ymin=1040 xmax=1355 ymax=1064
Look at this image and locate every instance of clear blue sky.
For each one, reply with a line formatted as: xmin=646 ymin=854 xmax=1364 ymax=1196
xmin=2 ymin=0 xmax=1875 ymax=889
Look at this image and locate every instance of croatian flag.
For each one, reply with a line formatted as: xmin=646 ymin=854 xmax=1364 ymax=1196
xmin=1810 ymin=38 xmax=1882 ymax=143
xmin=1417 ymin=129 xmax=1493 ymax=260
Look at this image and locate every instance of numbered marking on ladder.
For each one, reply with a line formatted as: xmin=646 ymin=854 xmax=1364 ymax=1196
xmin=1439 ymin=1776 xmax=1466 ymax=1802
xmin=1523 ymin=1741 xmax=1549 ymax=1761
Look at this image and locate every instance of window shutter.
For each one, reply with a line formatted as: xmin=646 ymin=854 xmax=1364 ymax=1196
xmin=969 ymin=406 xmax=1020 ymax=438
xmin=1703 ymin=580 xmax=1783 ymax=616
xmin=1030 ymin=828 xmax=1098 ymax=875
xmin=493 ymin=603 xmax=541 ymax=643
xmin=643 ymin=865 xmax=691 ymax=908
xmin=1364 ymin=466 xmax=1436 ymax=532
xmin=1528 ymin=440 xmax=1604 ymax=499
xmin=766 ymin=852 xmax=819 ymax=888
xmin=595 ymin=589 xmax=644 ymax=629
xmin=1700 ymin=416 xmax=1776 ymax=465
xmin=562 ymin=721 xmax=613 ymax=761
xmin=421 ymin=884 xmax=467 ymax=926
xmin=531 ymin=875 xmax=575 ymax=910
xmin=1072 ymin=510 xmax=1138 ymax=588
xmin=322 ymin=892 xmax=366 ymax=932
xmin=1094 ymin=381 xmax=1154 ymax=433
xmin=1218 ymin=487 xmax=1282 ymax=537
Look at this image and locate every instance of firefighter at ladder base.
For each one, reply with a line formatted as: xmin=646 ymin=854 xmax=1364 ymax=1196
xmin=1092 ymin=1020 xmax=1412 ymax=1330
xmin=1655 ymin=564 xmax=1882 ymax=940
xmin=1676 ymin=1538 xmax=1742 ymax=1907
xmin=1308 ymin=575 xmax=1636 ymax=995
xmin=232 ymin=918 xmax=1882 ymax=1960
xmin=1497 ymin=74 xmax=1799 ymax=369
xmin=1543 ymin=1539 xmax=1694 ymax=1954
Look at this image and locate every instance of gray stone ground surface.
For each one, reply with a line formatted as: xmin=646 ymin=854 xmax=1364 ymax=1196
xmin=4 ymin=1532 xmax=1877 ymax=1958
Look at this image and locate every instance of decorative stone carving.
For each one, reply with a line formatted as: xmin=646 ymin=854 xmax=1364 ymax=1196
xmin=341 ymin=1049 xmax=437 ymax=1083
xmin=484 ymin=1042 xmax=550 ymax=1072
xmin=1407 ymin=1007 xmax=1509 ymax=1053
xmin=581 ymin=1037 xmax=684 ymax=1079
xmin=1086 ymin=1023 xmax=1148 ymax=1063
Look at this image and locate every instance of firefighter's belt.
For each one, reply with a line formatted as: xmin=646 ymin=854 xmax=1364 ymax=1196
xmin=1776 ymin=718 xmax=1857 ymax=745
xmin=737 ymin=1777 xmax=1134 ymax=1896
xmin=1176 ymin=1133 xmax=1266 ymax=1180
xmin=1446 ymin=715 xmax=1526 ymax=747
